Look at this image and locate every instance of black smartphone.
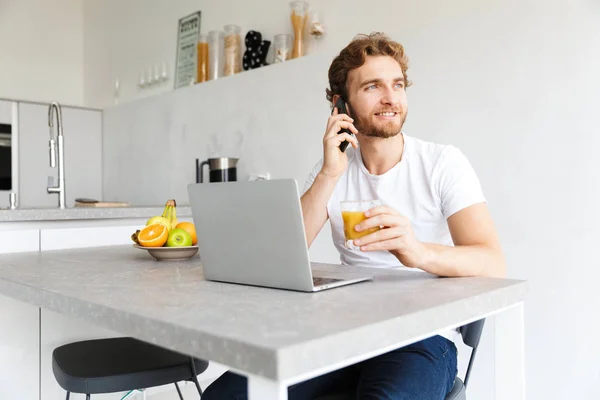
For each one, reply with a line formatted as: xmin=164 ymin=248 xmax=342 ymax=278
xmin=333 ymin=97 xmax=353 ymax=152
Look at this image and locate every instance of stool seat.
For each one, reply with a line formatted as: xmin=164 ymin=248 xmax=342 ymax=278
xmin=446 ymin=377 xmax=466 ymax=400
xmin=52 ymin=337 xmax=208 ymax=395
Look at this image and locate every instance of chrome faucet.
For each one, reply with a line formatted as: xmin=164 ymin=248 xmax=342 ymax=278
xmin=47 ymin=101 xmax=66 ymax=209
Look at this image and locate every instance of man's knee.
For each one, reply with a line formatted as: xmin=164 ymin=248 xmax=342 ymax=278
xmin=202 ymin=371 xmax=247 ymax=400
xmin=358 ymin=384 xmax=446 ymax=400
xmin=357 ymin=383 xmax=409 ymax=400
xmin=356 ymin=336 xmax=455 ymax=400
xmin=202 ymin=383 xmax=232 ymax=400
xmin=201 ymin=385 xmax=218 ymax=400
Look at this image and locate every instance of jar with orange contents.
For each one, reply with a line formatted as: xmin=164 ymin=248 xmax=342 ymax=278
xmin=196 ymin=33 xmax=209 ymax=83
xmin=290 ymin=1 xmax=309 ymax=59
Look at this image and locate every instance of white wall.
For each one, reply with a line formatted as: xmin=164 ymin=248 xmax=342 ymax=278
xmin=401 ymin=0 xmax=600 ymax=398
xmin=83 ymin=0 xmax=506 ymax=108
xmin=83 ymin=0 xmax=322 ymax=108
xmin=98 ymin=0 xmax=600 ymax=399
xmin=0 ymin=0 xmax=84 ymax=106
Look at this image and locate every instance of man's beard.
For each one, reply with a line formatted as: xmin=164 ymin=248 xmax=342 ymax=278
xmin=349 ymin=105 xmax=406 ymax=139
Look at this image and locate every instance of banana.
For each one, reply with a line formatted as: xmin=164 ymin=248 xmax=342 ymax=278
xmin=136 ymin=200 xmax=178 ymax=244
xmin=170 ymin=200 xmax=178 ymax=229
xmin=162 ymin=200 xmax=173 ymax=219
xmin=160 ymin=199 xmax=178 ymax=230
xmin=131 ymin=229 xmax=141 ymax=245
xmin=147 ymin=200 xmax=172 ymax=230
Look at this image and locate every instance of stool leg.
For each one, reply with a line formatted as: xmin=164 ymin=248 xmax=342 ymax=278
xmin=188 ymin=357 xmax=203 ymax=397
xmin=174 ymin=382 xmax=184 ymax=400
xmin=191 ymin=375 xmax=203 ymax=397
xmin=120 ymin=390 xmax=137 ymax=399
xmin=86 ymin=395 xmax=91 ymax=400
xmin=122 ymin=390 xmax=144 ymax=400
xmin=65 ymin=393 xmax=70 ymax=400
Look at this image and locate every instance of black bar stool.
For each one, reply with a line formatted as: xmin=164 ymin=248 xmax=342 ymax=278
xmin=52 ymin=337 xmax=208 ymax=399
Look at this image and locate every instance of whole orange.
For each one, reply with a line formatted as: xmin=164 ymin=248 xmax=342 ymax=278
xmin=175 ymin=222 xmax=197 ymax=245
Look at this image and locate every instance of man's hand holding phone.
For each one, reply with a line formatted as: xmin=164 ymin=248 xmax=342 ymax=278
xmin=321 ymin=105 xmax=359 ymax=179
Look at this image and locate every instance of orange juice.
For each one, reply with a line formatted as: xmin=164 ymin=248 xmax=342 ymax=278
xmin=342 ymin=211 xmax=380 ymax=240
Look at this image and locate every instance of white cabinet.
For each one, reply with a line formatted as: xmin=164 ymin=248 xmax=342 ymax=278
xmin=0 ymin=295 xmax=39 ymax=400
xmin=40 ymin=310 xmax=123 ymax=400
xmin=0 ymin=229 xmax=40 ymax=400
xmin=0 ymin=229 xmax=39 ymax=253
xmin=0 ymin=100 xmax=12 ymax=123
xmin=18 ymin=102 xmax=102 ymax=208
xmin=39 ymin=224 xmax=141 ymax=251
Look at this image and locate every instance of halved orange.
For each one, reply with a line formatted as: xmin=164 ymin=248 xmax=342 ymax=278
xmin=138 ymin=223 xmax=169 ymax=247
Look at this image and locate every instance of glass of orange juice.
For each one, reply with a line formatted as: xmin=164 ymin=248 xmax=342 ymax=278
xmin=341 ymin=200 xmax=381 ymax=249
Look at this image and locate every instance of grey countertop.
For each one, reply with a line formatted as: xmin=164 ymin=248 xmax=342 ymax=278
xmin=0 ymin=245 xmax=527 ymax=382
xmin=0 ymin=206 xmax=192 ymax=222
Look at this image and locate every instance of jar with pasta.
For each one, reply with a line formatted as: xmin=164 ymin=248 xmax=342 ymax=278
xmin=290 ymin=1 xmax=309 ymax=59
xmin=196 ymin=33 xmax=209 ymax=83
xmin=224 ymin=24 xmax=242 ymax=76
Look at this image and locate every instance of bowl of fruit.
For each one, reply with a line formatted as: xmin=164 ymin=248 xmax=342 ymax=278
xmin=131 ymin=200 xmax=199 ymax=261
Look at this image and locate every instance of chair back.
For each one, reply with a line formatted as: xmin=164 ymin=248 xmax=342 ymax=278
xmin=460 ymin=318 xmax=486 ymax=387
xmin=460 ymin=319 xmax=485 ymax=348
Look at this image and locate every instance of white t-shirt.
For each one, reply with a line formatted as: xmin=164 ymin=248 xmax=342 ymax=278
xmin=302 ymin=132 xmax=486 ymax=342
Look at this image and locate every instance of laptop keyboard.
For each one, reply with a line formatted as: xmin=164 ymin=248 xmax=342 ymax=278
xmin=313 ymin=277 xmax=343 ymax=287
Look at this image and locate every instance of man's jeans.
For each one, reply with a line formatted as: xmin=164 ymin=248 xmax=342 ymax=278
xmin=202 ymin=335 xmax=458 ymax=400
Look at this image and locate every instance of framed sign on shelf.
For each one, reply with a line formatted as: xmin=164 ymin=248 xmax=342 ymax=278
xmin=174 ymin=11 xmax=201 ymax=89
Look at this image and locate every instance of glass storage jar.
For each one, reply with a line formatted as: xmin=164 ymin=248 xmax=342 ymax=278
xmin=196 ymin=33 xmax=209 ymax=83
xmin=208 ymin=30 xmax=225 ymax=80
xmin=290 ymin=1 xmax=309 ymax=58
xmin=273 ymin=34 xmax=292 ymax=63
xmin=224 ymin=24 xmax=242 ymax=76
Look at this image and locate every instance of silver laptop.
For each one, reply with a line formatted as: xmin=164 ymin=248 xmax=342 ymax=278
xmin=187 ymin=179 xmax=372 ymax=292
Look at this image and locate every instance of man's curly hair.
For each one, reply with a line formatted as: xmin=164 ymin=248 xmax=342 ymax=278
xmin=326 ymin=32 xmax=411 ymax=104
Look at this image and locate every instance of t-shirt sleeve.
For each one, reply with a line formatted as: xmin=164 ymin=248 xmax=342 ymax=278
xmin=434 ymin=146 xmax=486 ymax=218
xmin=301 ymin=159 xmax=324 ymax=195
